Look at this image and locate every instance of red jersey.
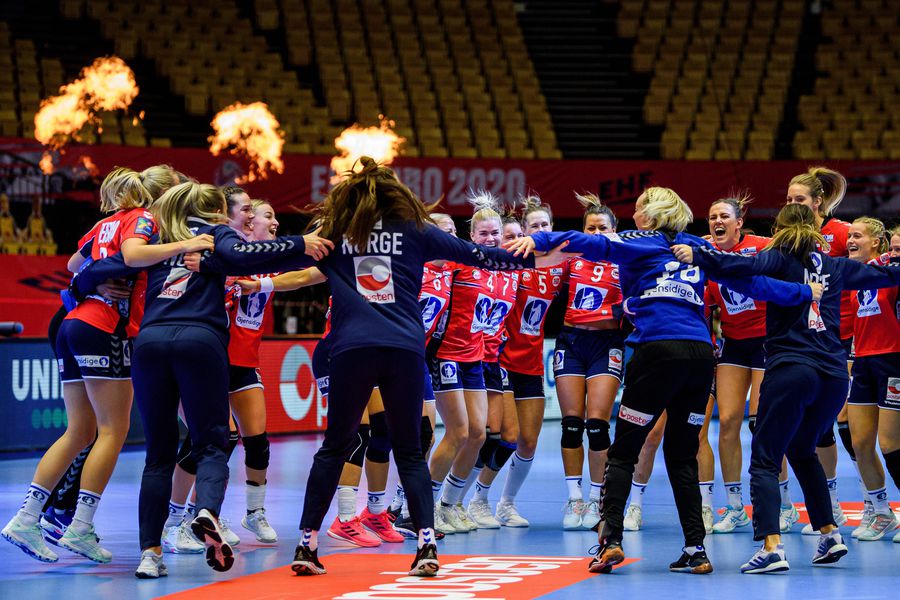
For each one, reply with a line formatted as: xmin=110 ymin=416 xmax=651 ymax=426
xmin=483 ymin=270 xmax=519 ymax=362
xmin=706 ymin=234 xmax=770 ymax=340
xmin=66 ymin=208 xmax=155 ymax=337
xmin=821 ymin=217 xmax=854 ymax=340
xmin=500 ymin=264 xmax=565 ymax=375
xmin=850 ymin=256 xmax=900 ymax=357
xmin=420 ymin=262 xmax=453 ymax=340
xmin=562 ymin=258 xmax=622 ymax=325
xmin=436 ymin=263 xmax=496 ymax=363
xmin=227 ymin=273 xmax=277 ymax=367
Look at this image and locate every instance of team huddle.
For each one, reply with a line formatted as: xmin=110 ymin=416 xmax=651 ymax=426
xmin=2 ymin=160 xmax=899 ymax=579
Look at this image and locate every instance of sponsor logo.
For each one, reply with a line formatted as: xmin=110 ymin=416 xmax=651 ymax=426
xmin=887 ymin=378 xmax=900 ymax=403
xmin=572 ymin=283 xmax=607 ymax=312
xmin=472 ymin=293 xmax=494 ymax=333
xmin=808 ymin=301 xmax=826 ymax=332
xmin=500 ymin=367 xmax=509 ymax=386
xmin=354 ymin=256 xmax=395 ymax=303
xmin=419 ymin=294 xmax=447 ymax=331
xmin=279 ymin=344 xmax=320 ymax=424
xmin=550 ymin=268 xmax=563 ymax=276
xmin=553 ymin=349 xmax=565 ymax=371
xmin=57 ymin=358 xmax=64 ymax=374
xmin=641 ymin=279 xmax=703 ymax=305
xmin=237 ymin=291 xmax=269 ymax=330
xmin=520 ymin=296 xmax=550 ymax=336
xmin=159 ymin=266 xmax=192 ymax=300
xmin=484 ymin=299 xmax=513 ymax=335
xmin=122 ymin=340 xmax=131 ymax=367
xmin=618 ymin=405 xmax=653 ymax=426
xmin=823 ymin=234 xmax=834 ymax=243
xmin=687 ymin=412 xmax=706 ymax=426
xmin=552 ymin=276 xmax=561 ymax=287
xmin=315 ymin=376 xmax=329 ymax=396
xmin=608 ymin=348 xmax=623 ymax=372
xmin=856 ymin=289 xmax=881 ymax=317
xmin=720 ymin=285 xmax=756 ymax=315
xmin=440 ymin=361 xmax=458 ymax=384
xmin=74 ymin=355 xmax=109 ymax=368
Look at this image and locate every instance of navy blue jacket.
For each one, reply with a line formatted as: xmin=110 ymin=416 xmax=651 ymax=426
xmin=690 ymin=245 xmax=900 ymax=376
xmin=321 ymin=220 xmax=533 ymax=358
xmin=531 ymin=230 xmax=813 ymax=346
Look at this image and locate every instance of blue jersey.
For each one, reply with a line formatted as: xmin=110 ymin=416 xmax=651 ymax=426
xmin=531 ymin=230 xmax=813 ymax=346
xmin=690 ymin=245 xmax=900 ymax=377
xmin=320 ymin=220 xmax=532 ymax=359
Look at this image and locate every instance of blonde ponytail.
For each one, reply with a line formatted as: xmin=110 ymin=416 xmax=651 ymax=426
xmin=100 ymin=166 xmax=152 ymax=213
xmin=789 ymin=166 xmax=847 ymax=216
xmin=151 ymin=182 xmax=226 ymax=243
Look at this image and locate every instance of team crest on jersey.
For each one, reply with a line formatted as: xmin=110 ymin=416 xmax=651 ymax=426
xmin=553 ymin=349 xmax=565 ymax=371
xmin=419 ymin=294 xmax=447 ymax=331
xmin=887 ymin=378 xmax=900 ymax=403
xmin=354 ymin=256 xmax=395 ymax=303
xmin=522 ymin=272 xmax=532 ymax=282
xmin=807 ymin=300 xmax=826 ymax=332
xmin=472 ymin=269 xmax=481 ymax=279
xmin=823 ymin=234 xmax=834 ymax=243
xmin=552 ymin=276 xmax=561 ymax=287
xmin=574 ymin=260 xmax=584 ymax=270
xmin=159 ymin=267 xmax=193 ymax=300
xmin=608 ymin=348 xmax=623 ymax=373
xmin=550 ymin=268 xmax=563 ymax=276
xmin=720 ymin=286 xmax=756 ymax=315
xmin=472 ymin=293 xmax=494 ymax=333
xmin=572 ymin=283 xmax=608 ymax=312
xmin=439 ymin=361 xmax=458 ymax=384
xmin=856 ymin=289 xmax=881 ymax=317
xmin=135 ymin=216 xmax=154 ymax=238
xmin=520 ymin=296 xmax=550 ymax=336
xmin=611 ymin=267 xmax=619 ymax=280
xmin=237 ymin=291 xmax=269 ymax=330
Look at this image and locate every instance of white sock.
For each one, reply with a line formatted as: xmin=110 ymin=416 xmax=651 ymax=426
xmin=699 ymin=481 xmax=713 ymax=509
xmin=867 ymin=487 xmax=890 ymax=514
xmin=473 ymin=480 xmax=492 ymax=503
xmin=431 ymin=480 xmax=443 ymax=504
xmin=500 ymin=452 xmax=534 ymax=503
xmin=69 ymin=489 xmax=101 ymax=534
xmin=301 ymin=527 xmax=318 ymax=550
xmin=779 ymin=479 xmax=792 ymax=508
xmin=165 ymin=501 xmax=186 ymax=529
xmin=589 ymin=481 xmax=604 ymax=502
xmin=725 ymin=481 xmax=742 ymax=508
xmin=389 ymin=484 xmax=405 ymax=511
xmin=17 ymin=483 xmax=50 ymax=526
xmin=401 ymin=496 xmax=410 ymax=519
xmin=337 ymin=486 xmax=358 ymax=522
xmin=417 ymin=527 xmax=435 ymax=549
xmin=185 ymin=501 xmax=197 ymax=521
xmin=629 ymin=481 xmax=647 ymax=509
xmin=826 ymin=477 xmax=839 ymax=506
xmin=461 ymin=467 xmax=481 ymax=502
xmin=565 ymin=476 xmax=582 ymax=501
xmin=246 ymin=481 xmax=266 ymax=513
xmin=367 ymin=490 xmax=386 ymax=515
xmin=441 ymin=473 xmax=467 ymax=506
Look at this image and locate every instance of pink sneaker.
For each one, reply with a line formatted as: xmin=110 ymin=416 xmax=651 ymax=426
xmin=326 ymin=516 xmax=381 ymax=547
xmin=359 ymin=508 xmax=405 ymax=543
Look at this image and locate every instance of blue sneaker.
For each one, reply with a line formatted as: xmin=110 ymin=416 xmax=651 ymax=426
xmin=740 ymin=544 xmax=789 ymax=574
xmin=39 ymin=508 xmax=74 ymax=547
xmin=812 ymin=532 xmax=848 ymax=565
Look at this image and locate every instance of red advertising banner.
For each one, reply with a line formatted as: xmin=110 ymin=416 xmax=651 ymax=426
xmin=3 ymin=137 xmax=899 ymax=218
xmin=258 ymin=338 xmax=327 ymax=434
xmin=0 ymin=254 xmax=68 ymax=337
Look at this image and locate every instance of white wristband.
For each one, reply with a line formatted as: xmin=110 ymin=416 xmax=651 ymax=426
xmin=258 ymin=277 xmax=274 ymax=294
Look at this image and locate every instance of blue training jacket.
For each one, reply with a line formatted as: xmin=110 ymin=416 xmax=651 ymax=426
xmin=690 ymin=245 xmax=900 ymax=377
xmin=531 ymin=230 xmax=813 ymax=346
xmin=320 ymin=220 xmax=533 ymax=359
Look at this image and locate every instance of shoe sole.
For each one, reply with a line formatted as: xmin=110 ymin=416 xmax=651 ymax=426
xmin=57 ymin=537 xmax=112 ymax=563
xmin=670 ymin=562 xmax=714 ymax=574
xmin=2 ymin=530 xmax=58 ymax=563
xmin=361 ymin=521 xmax=405 ymax=543
xmin=409 ymin=558 xmax=439 ymax=577
xmin=135 ymin=567 xmax=168 ymax=579
xmin=191 ymin=516 xmax=234 ymax=572
xmin=742 ymin=560 xmax=790 ymax=574
xmin=241 ymin=519 xmax=278 ymax=543
xmin=588 ymin=547 xmax=625 ymax=574
xmin=325 ymin=528 xmax=381 ymax=548
xmin=812 ymin=544 xmax=848 ymax=565
xmin=393 ymin=526 xmax=418 ymax=539
xmin=498 ymin=520 xmax=529 ymax=528
xmin=291 ymin=561 xmax=326 ymax=575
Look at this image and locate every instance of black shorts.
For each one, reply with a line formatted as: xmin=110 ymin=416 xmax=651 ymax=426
xmin=504 ymin=369 xmax=544 ymax=401
xmin=718 ymin=336 xmax=766 ymax=371
xmin=56 ymin=319 xmax=131 ymax=382
xmin=312 ymin=336 xmax=330 ymax=397
xmin=482 ymin=361 xmax=509 ymax=394
xmin=841 ymin=337 xmax=854 ymax=360
xmin=431 ymin=358 xmax=485 ymax=392
xmin=553 ymin=326 xmax=625 ymax=380
xmin=229 ymin=365 xmax=263 ymax=393
xmin=848 ymin=353 xmax=900 ymax=410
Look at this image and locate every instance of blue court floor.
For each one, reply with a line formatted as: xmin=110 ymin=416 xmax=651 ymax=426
xmin=0 ymin=421 xmax=897 ymax=599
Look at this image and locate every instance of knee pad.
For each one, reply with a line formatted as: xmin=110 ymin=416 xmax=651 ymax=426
xmin=586 ymin=418 xmax=611 ymax=452
xmin=836 ymin=421 xmax=855 ymax=460
xmin=366 ymin=412 xmax=392 ymax=463
xmin=226 ymin=430 xmax=240 ymax=461
xmin=176 ymin=435 xmax=197 ymax=475
xmin=561 ymin=416 xmax=585 ymax=449
xmin=816 ymin=426 xmax=836 ymax=449
xmin=487 ymin=440 xmax=516 ymax=471
xmin=477 ymin=431 xmax=501 ymax=469
xmin=748 ymin=415 xmax=756 ymax=435
xmin=420 ymin=416 xmax=434 ymax=454
xmin=347 ymin=424 xmax=370 ymax=467
xmin=242 ymin=432 xmax=270 ymax=470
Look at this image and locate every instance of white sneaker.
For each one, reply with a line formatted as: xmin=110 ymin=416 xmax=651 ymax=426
xmin=58 ymin=524 xmax=112 ymax=563
xmin=852 ymin=502 xmax=875 ymax=539
xmin=467 ymin=500 xmax=500 ymax=529
xmin=1 ymin=514 xmax=58 ymax=562
xmin=802 ymin=504 xmax=848 ymax=535
xmin=218 ymin=517 xmax=241 ymax=546
xmin=713 ymin=505 xmax=750 ymax=533
xmin=702 ymin=505 xmax=714 ymax=534
xmin=562 ymin=499 xmax=584 ymax=530
xmin=582 ymin=500 xmax=601 ymax=530
xmin=622 ymin=504 xmax=642 ymax=531
xmin=434 ymin=506 xmax=456 ymax=535
xmin=495 ymin=501 xmax=529 ymax=527
xmin=455 ymin=504 xmax=478 ymax=531
xmin=135 ymin=549 xmax=168 ymax=579
xmin=190 ymin=509 xmax=235 ymax=572
xmin=779 ymin=505 xmax=799 ymax=532
xmin=242 ymin=509 xmax=278 ymax=543
xmin=438 ymin=503 xmax=468 ymax=533
xmin=163 ymin=521 xmax=204 ymax=554
xmin=856 ymin=512 xmax=899 ymax=541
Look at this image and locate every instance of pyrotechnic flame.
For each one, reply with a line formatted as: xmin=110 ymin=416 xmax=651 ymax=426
xmin=79 ymin=155 xmax=100 ymax=177
xmin=330 ymin=117 xmax=405 ymax=184
xmin=34 ymin=56 xmax=139 ymax=150
xmin=39 ymin=153 xmax=54 ymax=175
xmin=209 ymin=102 xmax=285 ymax=184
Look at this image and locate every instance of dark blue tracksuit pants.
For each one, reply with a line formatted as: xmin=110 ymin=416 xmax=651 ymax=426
xmin=750 ymin=363 xmax=849 ymax=540
xmin=300 ymin=347 xmax=434 ymax=532
xmin=132 ymin=325 xmax=231 ymax=550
